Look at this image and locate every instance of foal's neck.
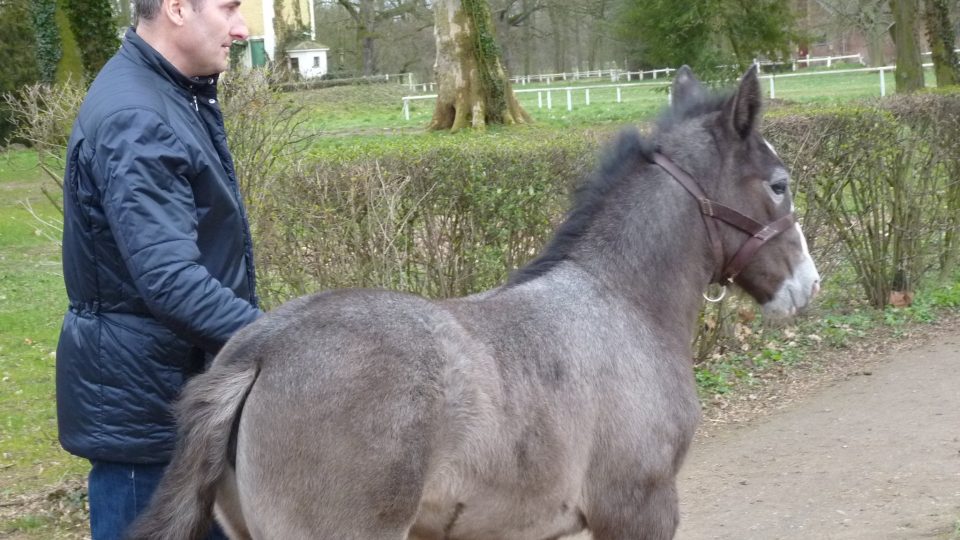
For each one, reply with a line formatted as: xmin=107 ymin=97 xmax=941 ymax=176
xmin=577 ymin=165 xmax=715 ymax=338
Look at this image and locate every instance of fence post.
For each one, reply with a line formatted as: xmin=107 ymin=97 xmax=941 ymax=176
xmin=617 ymin=86 xmax=622 ymax=103
xmin=538 ymin=91 xmax=543 ymax=109
xmin=403 ymin=97 xmax=410 ymax=121
xmin=769 ymin=76 xmax=775 ymax=99
xmin=879 ymin=67 xmax=886 ymax=97
xmin=566 ymin=88 xmax=573 ymax=111
xmin=585 ymin=88 xmax=590 ymax=105
xmin=827 ymin=57 xmax=832 ymax=68
xmin=547 ymin=90 xmax=553 ymax=109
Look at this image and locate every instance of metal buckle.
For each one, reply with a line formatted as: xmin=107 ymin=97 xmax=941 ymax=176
xmin=703 ymin=285 xmax=727 ymax=303
xmin=699 ymin=198 xmax=714 ymax=216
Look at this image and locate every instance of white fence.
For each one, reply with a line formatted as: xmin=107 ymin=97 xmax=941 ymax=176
xmin=762 ymin=63 xmax=935 ymax=99
xmin=402 ymin=80 xmax=671 ymax=120
xmin=504 ymin=54 xmax=872 ymax=86
xmin=402 ymin=62 xmax=945 ymax=120
xmin=510 ymin=69 xmax=618 ymax=84
xmin=790 ymin=53 xmax=864 ymax=70
xmin=510 ymin=68 xmax=676 ymax=85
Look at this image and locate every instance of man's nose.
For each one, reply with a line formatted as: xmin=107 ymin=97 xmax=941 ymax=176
xmin=232 ymin=15 xmax=249 ymax=41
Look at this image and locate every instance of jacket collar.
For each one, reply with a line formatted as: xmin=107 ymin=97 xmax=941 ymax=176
xmin=121 ymin=27 xmax=220 ymax=97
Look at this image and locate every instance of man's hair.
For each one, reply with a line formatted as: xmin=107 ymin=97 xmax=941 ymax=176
xmin=134 ymin=0 xmax=205 ymax=23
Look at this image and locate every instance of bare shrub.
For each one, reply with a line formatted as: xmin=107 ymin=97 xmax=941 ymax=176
xmin=766 ymin=95 xmax=960 ymax=310
xmin=251 ymin=131 xmax=598 ymax=307
xmin=3 ymin=79 xmax=86 ymax=217
xmin=219 ymin=67 xmax=310 ymax=228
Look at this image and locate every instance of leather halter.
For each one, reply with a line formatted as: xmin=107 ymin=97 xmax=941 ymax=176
xmin=653 ymin=152 xmax=795 ymax=284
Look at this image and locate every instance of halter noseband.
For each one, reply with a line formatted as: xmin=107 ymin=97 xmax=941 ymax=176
xmin=653 ymin=152 xmax=795 ymax=284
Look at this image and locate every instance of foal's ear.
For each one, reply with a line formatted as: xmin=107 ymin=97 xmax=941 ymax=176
xmin=671 ymin=65 xmax=705 ymax=110
xmin=724 ymin=65 xmax=762 ymax=139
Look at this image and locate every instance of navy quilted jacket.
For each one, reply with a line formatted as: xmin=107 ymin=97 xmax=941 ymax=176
xmin=56 ymin=28 xmax=262 ymax=463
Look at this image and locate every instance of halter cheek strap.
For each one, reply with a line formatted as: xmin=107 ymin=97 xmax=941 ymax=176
xmin=652 ymin=153 xmax=795 ymax=284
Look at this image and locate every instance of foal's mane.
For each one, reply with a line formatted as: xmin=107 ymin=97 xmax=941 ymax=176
xmin=506 ymin=90 xmax=731 ymax=287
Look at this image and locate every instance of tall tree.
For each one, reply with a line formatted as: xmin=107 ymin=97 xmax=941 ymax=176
xmin=335 ymin=0 xmax=425 ymax=75
xmin=112 ymin=0 xmax=133 ymax=27
xmin=0 ymin=0 xmax=40 ymax=143
xmin=490 ymin=0 xmax=547 ymax=72
xmin=429 ymin=0 xmax=531 ymax=132
xmin=889 ymin=0 xmax=925 ymax=92
xmin=923 ymin=0 xmax=959 ymax=87
xmin=274 ymin=0 xmax=312 ymax=62
xmin=55 ymin=1 xmax=85 ymax=83
xmin=312 ymin=0 xmax=433 ymax=78
xmin=616 ymin=0 xmax=796 ymax=76
xmin=64 ymin=0 xmax=120 ymax=78
xmin=814 ymin=0 xmax=893 ymax=66
xmin=30 ymin=0 xmax=62 ymax=84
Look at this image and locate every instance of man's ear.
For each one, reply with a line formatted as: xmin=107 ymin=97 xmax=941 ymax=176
xmin=723 ymin=65 xmax=762 ymax=139
xmin=163 ymin=0 xmax=187 ymax=26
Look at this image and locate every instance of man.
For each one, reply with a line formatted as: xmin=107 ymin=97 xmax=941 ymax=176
xmin=56 ymin=1 xmax=260 ymax=538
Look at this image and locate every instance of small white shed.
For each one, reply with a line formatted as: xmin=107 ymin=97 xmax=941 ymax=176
xmin=286 ymin=40 xmax=330 ymax=79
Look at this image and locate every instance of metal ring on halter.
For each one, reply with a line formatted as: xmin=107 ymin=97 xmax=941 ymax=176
xmin=703 ymin=285 xmax=727 ymax=303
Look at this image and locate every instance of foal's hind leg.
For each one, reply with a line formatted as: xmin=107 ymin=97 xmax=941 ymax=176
xmin=587 ymin=480 xmax=679 ymax=540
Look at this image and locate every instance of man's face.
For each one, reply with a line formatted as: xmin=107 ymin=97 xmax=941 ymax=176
xmin=180 ymin=0 xmax=248 ymax=76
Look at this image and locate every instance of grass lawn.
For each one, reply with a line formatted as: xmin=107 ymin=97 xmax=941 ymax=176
xmin=0 ymin=151 xmax=88 ymax=538
xmin=298 ymin=66 xmax=938 ymax=134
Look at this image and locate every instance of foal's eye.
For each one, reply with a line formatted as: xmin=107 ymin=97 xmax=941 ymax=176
xmin=771 ymin=182 xmax=788 ymax=195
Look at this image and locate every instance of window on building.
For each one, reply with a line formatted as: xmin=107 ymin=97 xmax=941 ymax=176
xmin=313 ymin=56 xmax=320 ymax=68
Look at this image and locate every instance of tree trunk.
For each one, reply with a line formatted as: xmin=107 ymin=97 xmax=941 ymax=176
xmin=865 ymin=28 xmax=887 ymax=67
xmin=359 ymin=0 xmax=376 ymax=75
xmin=429 ymin=0 xmax=531 ymax=132
xmin=116 ymin=0 xmax=131 ymax=26
xmin=923 ymin=0 xmax=959 ymax=87
xmin=548 ymin=4 xmax=567 ymax=73
xmin=890 ymin=0 xmax=925 ymax=93
xmin=521 ymin=0 xmax=533 ymax=76
xmin=337 ymin=0 xmax=378 ymax=75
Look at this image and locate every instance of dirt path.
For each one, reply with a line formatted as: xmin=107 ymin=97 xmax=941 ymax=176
xmin=674 ymin=327 xmax=960 ymax=539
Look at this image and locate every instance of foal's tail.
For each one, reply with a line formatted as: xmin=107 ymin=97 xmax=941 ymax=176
xmin=126 ymin=342 xmax=261 ymax=540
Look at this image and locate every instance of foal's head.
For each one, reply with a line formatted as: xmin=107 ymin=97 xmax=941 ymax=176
xmin=657 ymin=66 xmax=820 ymax=317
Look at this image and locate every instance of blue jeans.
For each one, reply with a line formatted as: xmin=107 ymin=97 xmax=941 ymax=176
xmin=87 ymin=460 xmax=229 ymax=540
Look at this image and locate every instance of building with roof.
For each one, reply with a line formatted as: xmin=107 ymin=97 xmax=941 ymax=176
xmin=286 ymin=40 xmax=330 ymax=78
xmin=234 ymin=0 xmax=321 ymax=72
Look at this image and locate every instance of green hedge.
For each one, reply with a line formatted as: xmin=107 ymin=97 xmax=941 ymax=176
xmin=250 ymin=130 xmax=600 ymax=305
